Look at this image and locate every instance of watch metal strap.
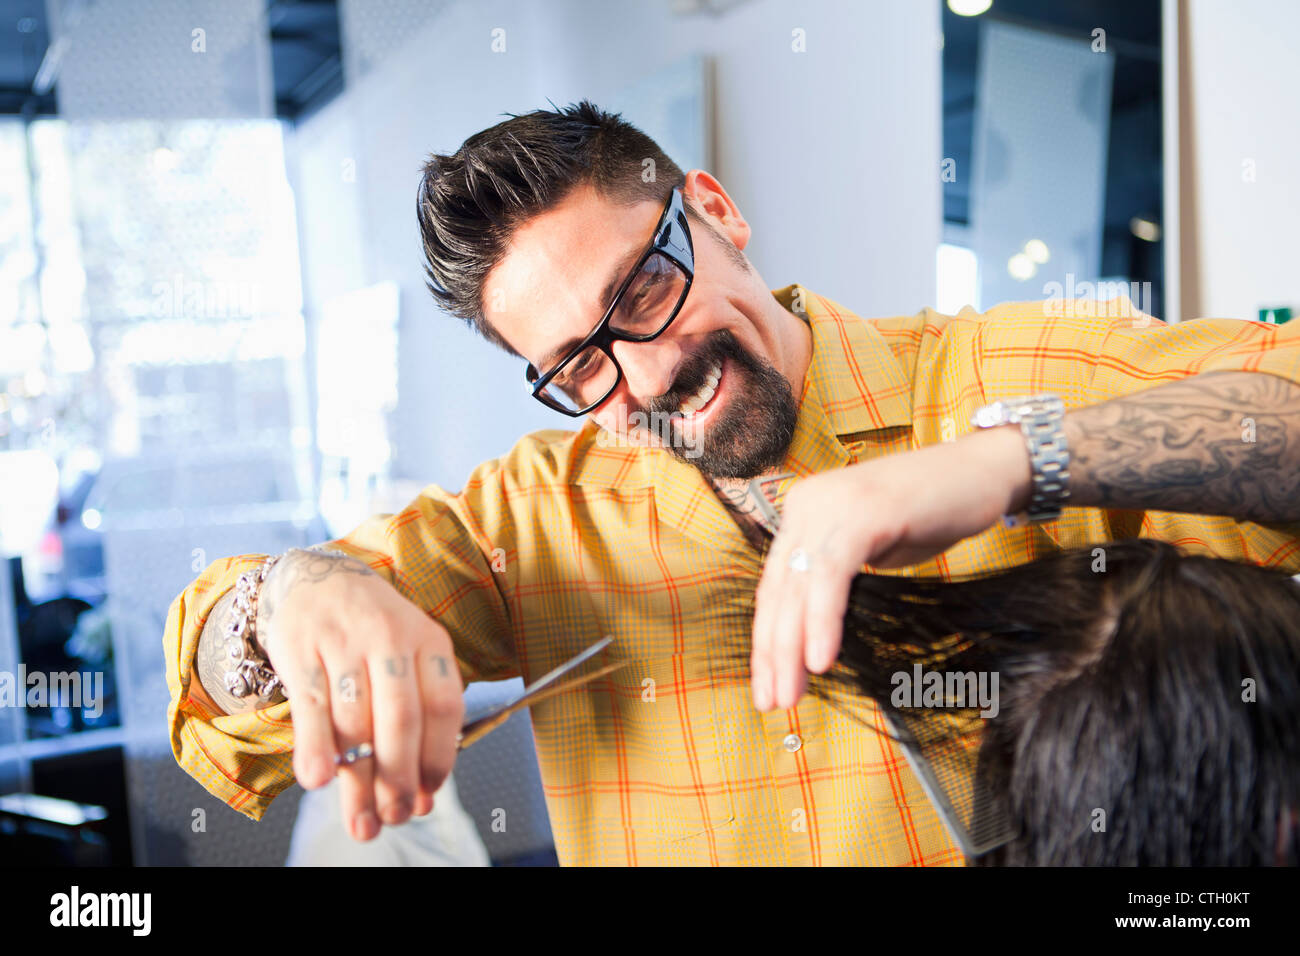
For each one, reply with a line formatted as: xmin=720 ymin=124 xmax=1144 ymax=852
xmin=973 ymin=395 xmax=1071 ymax=526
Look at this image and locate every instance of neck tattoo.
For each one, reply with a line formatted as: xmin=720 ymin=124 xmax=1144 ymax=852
xmin=709 ymin=477 xmax=778 ymax=553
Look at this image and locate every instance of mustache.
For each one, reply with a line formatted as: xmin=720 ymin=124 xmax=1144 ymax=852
xmin=644 ymin=330 xmax=747 ymax=417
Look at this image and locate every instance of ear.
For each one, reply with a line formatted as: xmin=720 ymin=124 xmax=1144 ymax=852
xmin=682 ymin=169 xmax=751 ymax=252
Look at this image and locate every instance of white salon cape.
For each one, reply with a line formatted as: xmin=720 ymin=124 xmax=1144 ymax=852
xmin=285 ymin=771 xmax=490 ymax=866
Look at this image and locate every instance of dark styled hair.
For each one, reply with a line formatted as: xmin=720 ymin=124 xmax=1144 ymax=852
xmin=415 ymin=100 xmax=687 ymax=356
xmin=728 ymin=537 xmax=1300 ymax=865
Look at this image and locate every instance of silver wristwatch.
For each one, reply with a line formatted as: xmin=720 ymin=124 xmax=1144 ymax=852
xmin=970 ymin=394 xmax=1070 ymax=527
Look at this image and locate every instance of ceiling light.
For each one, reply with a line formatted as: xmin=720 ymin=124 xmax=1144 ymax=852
xmin=1130 ymin=216 xmax=1162 ymax=243
xmin=1007 ymin=253 xmax=1036 ymax=281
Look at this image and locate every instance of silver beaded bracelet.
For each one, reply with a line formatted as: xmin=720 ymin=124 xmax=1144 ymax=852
xmin=223 ymin=553 xmax=289 ymax=701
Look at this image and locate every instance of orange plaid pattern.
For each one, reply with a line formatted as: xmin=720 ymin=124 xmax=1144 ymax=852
xmin=164 ymin=283 xmax=1300 ymax=864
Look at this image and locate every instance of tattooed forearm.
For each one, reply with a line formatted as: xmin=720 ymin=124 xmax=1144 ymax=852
xmin=1063 ymin=370 xmax=1300 ymax=521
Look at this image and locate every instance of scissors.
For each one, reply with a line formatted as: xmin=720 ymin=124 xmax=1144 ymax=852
xmin=455 ymin=635 xmax=628 ymax=750
xmin=747 ymin=471 xmax=799 ymax=535
xmin=334 ymin=637 xmax=627 ymax=766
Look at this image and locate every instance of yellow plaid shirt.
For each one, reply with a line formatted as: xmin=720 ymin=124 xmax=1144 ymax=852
xmin=164 ymin=283 xmax=1300 ymax=865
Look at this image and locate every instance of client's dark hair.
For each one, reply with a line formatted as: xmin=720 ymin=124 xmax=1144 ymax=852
xmin=736 ymin=538 xmax=1300 ymax=865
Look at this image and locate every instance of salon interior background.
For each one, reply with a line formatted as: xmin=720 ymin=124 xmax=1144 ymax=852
xmin=0 ymin=0 xmax=1297 ymax=865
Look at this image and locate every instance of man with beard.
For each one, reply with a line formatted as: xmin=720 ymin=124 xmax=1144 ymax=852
xmin=165 ymin=101 xmax=1300 ymax=865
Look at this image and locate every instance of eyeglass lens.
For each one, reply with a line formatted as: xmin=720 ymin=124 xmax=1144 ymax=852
xmin=537 ymin=251 xmax=688 ymax=412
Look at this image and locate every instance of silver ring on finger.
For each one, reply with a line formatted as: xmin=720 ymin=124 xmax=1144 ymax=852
xmin=788 ymin=547 xmax=810 ymax=573
xmin=335 ymin=741 xmax=374 ymax=766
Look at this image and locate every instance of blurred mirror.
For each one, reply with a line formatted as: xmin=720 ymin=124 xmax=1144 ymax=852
xmin=940 ymin=0 xmax=1168 ymax=319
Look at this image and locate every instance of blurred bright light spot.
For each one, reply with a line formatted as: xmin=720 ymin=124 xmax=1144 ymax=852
xmin=39 ymin=255 xmax=86 ymax=326
xmin=115 ymin=314 xmax=304 ymax=365
xmin=81 ymin=508 xmax=102 ymax=531
xmin=23 ymin=368 xmax=47 ymax=396
xmin=0 ymin=450 xmax=59 ymax=555
xmin=0 ymin=247 xmax=37 ymax=283
xmin=1023 ymin=239 xmax=1050 ymax=264
xmin=0 ymin=323 xmax=48 ymax=377
xmin=1007 ymin=252 xmax=1037 ymax=281
xmin=1130 ymin=216 xmax=1162 ymax=243
xmin=60 ymin=445 xmax=101 ymax=493
xmin=937 ymin=243 xmax=979 ymax=314
xmin=152 ymin=146 xmax=179 ymax=172
xmin=948 ymin=0 xmax=993 ymax=16
xmin=48 ymin=322 xmax=94 ymax=374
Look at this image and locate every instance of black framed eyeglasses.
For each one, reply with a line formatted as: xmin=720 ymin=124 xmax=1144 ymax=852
xmin=525 ymin=186 xmax=695 ymax=416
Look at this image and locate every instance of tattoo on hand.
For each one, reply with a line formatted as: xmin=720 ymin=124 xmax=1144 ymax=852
xmin=298 ymin=666 xmax=327 ymax=705
xmin=257 ymin=547 xmax=378 ymax=649
xmin=711 ymin=478 xmax=778 ymax=550
xmin=338 ymin=670 xmax=362 ymax=702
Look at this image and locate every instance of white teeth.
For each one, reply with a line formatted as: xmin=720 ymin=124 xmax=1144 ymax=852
xmin=678 ymin=362 xmax=723 ymax=416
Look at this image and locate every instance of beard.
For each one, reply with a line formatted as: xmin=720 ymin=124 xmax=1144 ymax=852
xmin=643 ymin=329 xmax=799 ymax=480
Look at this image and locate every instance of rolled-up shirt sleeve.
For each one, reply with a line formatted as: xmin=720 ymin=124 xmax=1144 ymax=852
xmin=961 ymin=296 xmax=1300 ymax=563
xmin=895 ymin=295 xmax=1300 ymax=569
xmin=163 ymin=430 xmax=570 ymax=821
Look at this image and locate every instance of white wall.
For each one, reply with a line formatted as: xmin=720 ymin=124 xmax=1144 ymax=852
xmin=288 ymin=0 xmax=941 ymax=487
xmin=1183 ymin=0 xmax=1300 ymax=321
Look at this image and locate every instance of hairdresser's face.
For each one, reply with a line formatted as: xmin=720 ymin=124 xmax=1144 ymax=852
xmin=483 ymin=170 xmax=811 ymax=480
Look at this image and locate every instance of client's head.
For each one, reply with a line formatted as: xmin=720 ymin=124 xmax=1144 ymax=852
xmin=742 ymin=538 xmax=1300 ymax=865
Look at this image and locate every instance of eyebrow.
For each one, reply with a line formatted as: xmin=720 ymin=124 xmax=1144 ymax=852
xmin=535 ymin=243 xmax=644 ymax=372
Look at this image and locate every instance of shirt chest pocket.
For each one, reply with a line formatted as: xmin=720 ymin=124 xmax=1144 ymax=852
xmin=588 ymin=653 xmax=736 ymax=843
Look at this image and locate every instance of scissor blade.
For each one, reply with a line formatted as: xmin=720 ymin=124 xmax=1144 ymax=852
xmin=516 ymin=635 xmax=614 ymax=701
xmin=748 ymin=472 xmax=798 ymax=531
xmin=512 ymin=658 xmax=629 ymax=711
xmin=458 ymin=657 xmax=628 ymax=750
xmin=457 ymin=636 xmax=615 ymax=743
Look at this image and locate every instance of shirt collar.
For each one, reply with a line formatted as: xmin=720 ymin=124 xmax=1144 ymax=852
xmin=623 ymin=283 xmax=914 ymax=550
xmin=772 ymin=283 xmax=913 ymax=438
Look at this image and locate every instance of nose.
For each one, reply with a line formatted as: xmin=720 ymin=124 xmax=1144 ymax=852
xmin=611 ymin=338 xmax=681 ymax=400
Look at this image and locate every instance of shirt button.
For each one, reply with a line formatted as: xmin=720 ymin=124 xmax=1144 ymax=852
xmin=783 ymin=733 xmax=802 ymax=753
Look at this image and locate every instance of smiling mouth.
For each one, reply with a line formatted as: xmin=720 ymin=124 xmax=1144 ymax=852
xmin=676 ymin=360 xmax=723 ymax=418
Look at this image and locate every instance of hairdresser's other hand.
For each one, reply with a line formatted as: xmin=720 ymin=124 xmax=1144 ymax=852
xmin=750 ymin=424 xmax=1031 ymax=711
